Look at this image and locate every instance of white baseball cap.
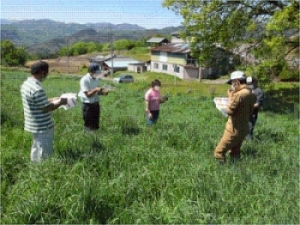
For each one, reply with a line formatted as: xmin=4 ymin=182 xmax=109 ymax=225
xmin=227 ymin=71 xmax=246 ymax=84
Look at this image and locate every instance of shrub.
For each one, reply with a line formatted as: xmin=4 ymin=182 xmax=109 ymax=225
xmin=129 ymin=47 xmax=149 ymax=54
xmin=279 ymin=68 xmax=299 ymax=81
xmin=251 ymin=60 xmax=286 ymax=84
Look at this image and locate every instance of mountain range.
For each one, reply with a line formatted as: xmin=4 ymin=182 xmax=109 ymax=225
xmin=1 ymin=19 xmax=182 ymax=56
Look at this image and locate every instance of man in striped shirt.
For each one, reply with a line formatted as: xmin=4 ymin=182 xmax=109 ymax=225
xmin=21 ymin=61 xmax=67 ymax=162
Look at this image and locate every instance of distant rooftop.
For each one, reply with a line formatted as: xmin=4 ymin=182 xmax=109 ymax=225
xmin=147 ymin=37 xmax=169 ymax=43
xmin=88 ymin=54 xmax=115 ymax=62
xmin=103 ymin=56 xmax=142 ymax=68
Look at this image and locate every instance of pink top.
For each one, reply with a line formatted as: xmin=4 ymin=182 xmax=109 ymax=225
xmin=145 ymin=88 xmax=161 ymax=111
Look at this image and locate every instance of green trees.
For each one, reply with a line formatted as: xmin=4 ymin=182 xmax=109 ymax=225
xmin=0 ymin=38 xmax=148 ymax=67
xmin=58 ymin=42 xmax=103 ymax=56
xmin=58 ymin=39 xmax=148 ymax=56
xmin=163 ymin=0 xmax=299 ymax=81
xmin=114 ymin=39 xmax=136 ymax=51
xmin=1 ymin=40 xmax=29 ymax=66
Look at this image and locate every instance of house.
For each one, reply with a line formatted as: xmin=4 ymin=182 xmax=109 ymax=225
xmin=146 ymin=37 xmax=170 ymax=47
xmin=103 ymin=56 xmax=142 ymax=73
xmin=150 ymin=43 xmax=233 ymax=80
xmin=170 ymin=32 xmax=185 ymax=43
xmin=128 ymin=62 xmax=148 ymax=73
xmin=150 ymin=43 xmax=200 ymax=80
xmin=89 ymin=55 xmax=142 ymax=74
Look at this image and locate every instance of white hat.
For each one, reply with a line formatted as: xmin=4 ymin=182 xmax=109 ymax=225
xmin=227 ymin=70 xmax=246 ymax=84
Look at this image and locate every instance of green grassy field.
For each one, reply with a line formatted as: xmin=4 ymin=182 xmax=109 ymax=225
xmin=1 ymin=68 xmax=299 ymax=224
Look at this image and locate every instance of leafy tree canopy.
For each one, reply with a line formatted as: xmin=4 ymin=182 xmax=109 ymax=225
xmin=58 ymin=41 xmax=103 ymax=56
xmin=1 ymin=40 xmax=29 ymax=66
xmin=114 ymin=39 xmax=136 ymax=51
xmin=163 ymin=0 xmax=299 ymax=79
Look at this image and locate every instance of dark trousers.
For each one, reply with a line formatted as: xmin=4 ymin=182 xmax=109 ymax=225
xmin=146 ymin=110 xmax=160 ymax=126
xmin=82 ymin=102 xmax=100 ymax=130
xmin=249 ymin=113 xmax=258 ymax=136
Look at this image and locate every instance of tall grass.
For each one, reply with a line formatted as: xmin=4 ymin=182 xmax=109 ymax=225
xmin=1 ymin=69 xmax=299 ymax=224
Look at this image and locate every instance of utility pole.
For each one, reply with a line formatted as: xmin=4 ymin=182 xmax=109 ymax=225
xmin=110 ymin=33 xmax=114 ymax=75
xmin=66 ymin=37 xmax=69 ymax=74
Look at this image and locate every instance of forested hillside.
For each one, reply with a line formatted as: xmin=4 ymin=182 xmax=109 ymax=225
xmin=1 ymin=19 xmax=183 ymax=54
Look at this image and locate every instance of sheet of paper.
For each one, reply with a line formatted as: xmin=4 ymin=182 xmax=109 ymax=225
xmin=102 ymin=84 xmax=116 ymax=92
xmin=213 ymin=97 xmax=229 ymax=117
xmin=59 ymin=93 xmax=77 ymax=110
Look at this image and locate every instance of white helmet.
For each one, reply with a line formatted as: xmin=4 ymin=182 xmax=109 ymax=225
xmin=227 ymin=70 xmax=246 ymax=84
xmin=246 ymin=76 xmax=258 ymax=84
xmin=246 ymin=76 xmax=253 ymax=84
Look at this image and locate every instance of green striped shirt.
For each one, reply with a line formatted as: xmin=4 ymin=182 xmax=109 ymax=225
xmin=21 ymin=77 xmax=54 ymax=133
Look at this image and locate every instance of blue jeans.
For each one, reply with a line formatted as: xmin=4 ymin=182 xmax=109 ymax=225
xmin=146 ymin=110 xmax=160 ymax=126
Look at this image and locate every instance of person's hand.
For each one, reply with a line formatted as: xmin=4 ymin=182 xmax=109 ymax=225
xmin=60 ymin=98 xmax=68 ymax=105
xmin=50 ymin=97 xmax=60 ymax=103
xmin=227 ymin=89 xmax=233 ymax=98
xmin=148 ymin=112 xmax=152 ymax=118
xmin=96 ymin=87 xmax=102 ymax=93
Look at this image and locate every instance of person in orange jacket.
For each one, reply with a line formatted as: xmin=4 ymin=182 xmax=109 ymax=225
xmin=214 ymin=71 xmax=256 ymax=163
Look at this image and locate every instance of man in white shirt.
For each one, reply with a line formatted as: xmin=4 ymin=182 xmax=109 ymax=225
xmin=78 ymin=63 xmax=108 ymax=131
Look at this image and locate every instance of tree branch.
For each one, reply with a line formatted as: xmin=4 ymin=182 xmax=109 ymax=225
xmin=284 ymin=46 xmax=299 ymax=57
xmin=267 ymin=1 xmax=285 ymax=9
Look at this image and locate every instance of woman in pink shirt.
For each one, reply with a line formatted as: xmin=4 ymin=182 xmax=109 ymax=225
xmin=145 ymin=79 xmax=168 ymax=126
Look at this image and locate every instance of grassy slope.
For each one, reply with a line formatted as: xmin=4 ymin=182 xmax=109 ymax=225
xmin=1 ymin=69 xmax=299 ymax=224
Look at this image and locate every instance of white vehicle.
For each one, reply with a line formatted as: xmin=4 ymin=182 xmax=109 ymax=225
xmin=113 ymin=74 xmax=134 ymax=83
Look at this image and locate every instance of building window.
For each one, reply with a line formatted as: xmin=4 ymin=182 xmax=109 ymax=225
xmin=174 ymin=65 xmax=180 ymax=73
xmin=162 ymin=64 xmax=168 ymax=71
xmin=154 ymin=63 xmax=159 ymax=69
xmin=187 ymin=55 xmax=197 ymax=66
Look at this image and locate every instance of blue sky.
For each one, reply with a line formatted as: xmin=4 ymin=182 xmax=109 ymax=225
xmin=1 ymin=0 xmax=183 ymax=29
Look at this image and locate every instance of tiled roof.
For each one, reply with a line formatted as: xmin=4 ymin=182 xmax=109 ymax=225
xmin=151 ymin=43 xmax=191 ymax=54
